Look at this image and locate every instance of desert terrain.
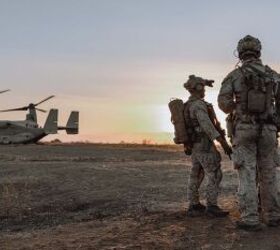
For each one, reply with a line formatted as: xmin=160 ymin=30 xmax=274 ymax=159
xmin=0 ymin=143 xmax=280 ymax=250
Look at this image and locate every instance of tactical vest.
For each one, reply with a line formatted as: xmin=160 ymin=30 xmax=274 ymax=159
xmin=239 ymin=64 xmax=275 ymax=121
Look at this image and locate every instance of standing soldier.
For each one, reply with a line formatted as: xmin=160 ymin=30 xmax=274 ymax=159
xmin=218 ymin=35 xmax=280 ymax=231
xmin=181 ymin=75 xmax=231 ymax=217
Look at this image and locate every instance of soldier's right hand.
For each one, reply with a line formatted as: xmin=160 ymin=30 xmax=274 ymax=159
xmin=184 ymin=144 xmax=192 ymax=156
xmin=223 ymin=142 xmax=233 ymax=157
xmin=216 ymin=136 xmax=232 ymax=156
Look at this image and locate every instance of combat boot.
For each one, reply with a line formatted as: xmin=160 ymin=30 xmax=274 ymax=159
xmin=186 ymin=203 xmax=206 ymax=217
xmin=236 ymin=221 xmax=264 ymax=231
xmin=205 ymin=205 xmax=229 ymax=218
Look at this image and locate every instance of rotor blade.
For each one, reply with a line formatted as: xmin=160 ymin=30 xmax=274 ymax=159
xmin=0 ymin=89 xmax=10 ymax=94
xmin=35 ymin=108 xmax=47 ymax=113
xmin=0 ymin=107 xmax=28 ymax=112
xmin=35 ymin=95 xmax=55 ymax=106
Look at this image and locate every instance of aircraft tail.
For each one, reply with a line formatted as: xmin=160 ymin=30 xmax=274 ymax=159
xmin=66 ymin=111 xmax=79 ymax=134
xmin=44 ymin=109 xmax=58 ymax=134
xmin=58 ymin=111 xmax=79 ymax=134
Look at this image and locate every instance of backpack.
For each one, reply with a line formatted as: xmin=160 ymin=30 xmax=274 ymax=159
xmin=168 ymin=99 xmax=193 ymax=146
xmin=239 ymin=64 xmax=275 ymax=120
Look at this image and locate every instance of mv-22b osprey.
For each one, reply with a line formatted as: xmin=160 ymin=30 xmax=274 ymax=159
xmin=0 ymin=94 xmax=79 ymax=144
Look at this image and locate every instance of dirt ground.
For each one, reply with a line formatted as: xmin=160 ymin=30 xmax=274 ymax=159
xmin=0 ymin=143 xmax=280 ymax=250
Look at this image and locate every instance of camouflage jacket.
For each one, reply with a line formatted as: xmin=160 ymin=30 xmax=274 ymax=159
xmin=218 ymin=59 xmax=280 ymax=122
xmin=185 ymin=96 xmax=220 ymax=142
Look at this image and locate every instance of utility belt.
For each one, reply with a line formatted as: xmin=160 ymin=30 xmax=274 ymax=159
xmin=226 ymin=113 xmax=277 ymax=139
xmin=192 ymin=131 xmax=214 ymax=152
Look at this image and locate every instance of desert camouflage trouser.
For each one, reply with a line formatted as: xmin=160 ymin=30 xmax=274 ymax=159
xmin=232 ymin=123 xmax=280 ymax=224
xmin=188 ymin=144 xmax=222 ymax=206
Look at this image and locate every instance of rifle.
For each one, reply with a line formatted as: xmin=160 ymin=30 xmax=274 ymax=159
xmin=207 ymin=103 xmax=232 ymax=159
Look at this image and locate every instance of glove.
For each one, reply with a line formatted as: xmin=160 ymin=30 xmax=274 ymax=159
xmin=184 ymin=144 xmax=192 ymax=156
xmin=216 ymin=136 xmax=232 ymax=157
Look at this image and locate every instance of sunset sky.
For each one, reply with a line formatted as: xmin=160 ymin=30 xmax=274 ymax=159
xmin=1 ymin=1 xmax=280 ymax=143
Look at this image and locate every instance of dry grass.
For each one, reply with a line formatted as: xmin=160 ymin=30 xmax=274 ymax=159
xmin=0 ymin=144 xmax=279 ymax=250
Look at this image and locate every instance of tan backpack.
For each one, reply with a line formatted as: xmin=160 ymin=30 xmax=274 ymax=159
xmin=168 ymin=99 xmax=193 ymax=146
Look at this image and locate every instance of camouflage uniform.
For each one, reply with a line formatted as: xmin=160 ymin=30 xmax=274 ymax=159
xmin=218 ymin=35 xmax=280 ymax=226
xmin=183 ymin=76 xmax=230 ymax=218
xmin=186 ymin=96 xmax=223 ymax=206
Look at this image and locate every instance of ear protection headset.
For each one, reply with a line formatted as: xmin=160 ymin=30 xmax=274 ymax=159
xmin=194 ymin=83 xmax=204 ymax=91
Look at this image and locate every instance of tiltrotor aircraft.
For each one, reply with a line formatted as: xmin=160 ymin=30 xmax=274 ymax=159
xmin=0 ymin=95 xmax=79 ymax=144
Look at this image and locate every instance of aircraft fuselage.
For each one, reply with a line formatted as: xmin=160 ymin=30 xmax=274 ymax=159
xmin=0 ymin=120 xmax=46 ymax=144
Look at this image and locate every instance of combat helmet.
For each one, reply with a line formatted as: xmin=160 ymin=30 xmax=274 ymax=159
xmin=184 ymin=75 xmax=214 ymax=91
xmin=237 ymin=35 xmax=262 ymax=60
